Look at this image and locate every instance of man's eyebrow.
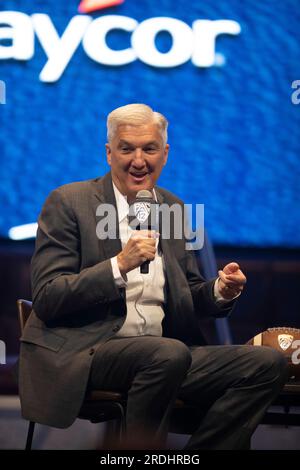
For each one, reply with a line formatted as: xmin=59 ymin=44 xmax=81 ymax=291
xmin=118 ymin=140 xmax=133 ymax=146
xmin=118 ymin=140 xmax=159 ymax=147
xmin=143 ymin=141 xmax=159 ymax=147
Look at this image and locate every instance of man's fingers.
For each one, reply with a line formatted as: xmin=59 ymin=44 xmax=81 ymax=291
xmin=223 ymin=262 xmax=240 ymax=274
xmin=140 ymin=245 xmax=156 ymax=262
xmin=218 ymin=270 xmax=246 ymax=287
xmin=218 ymin=270 xmax=237 ymax=287
xmin=225 ymin=273 xmax=247 ymax=284
xmin=133 ymin=230 xmax=159 ymax=239
xmin=130 ymin=233 xmax=156 ymax=247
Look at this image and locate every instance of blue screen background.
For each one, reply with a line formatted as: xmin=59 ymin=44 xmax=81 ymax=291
xmin=1 ymin=0 xmax=300 ymax=246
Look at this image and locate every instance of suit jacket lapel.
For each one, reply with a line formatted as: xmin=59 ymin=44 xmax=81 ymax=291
xmin=91 ymin=172 xmax=122 ymax=260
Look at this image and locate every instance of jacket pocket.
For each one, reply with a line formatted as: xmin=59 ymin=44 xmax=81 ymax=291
xmin=20 ymin=325 xmax=66 ymax=352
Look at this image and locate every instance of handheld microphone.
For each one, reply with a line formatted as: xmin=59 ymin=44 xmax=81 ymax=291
xmin=129 ymin=190 xmax=159 ymax=274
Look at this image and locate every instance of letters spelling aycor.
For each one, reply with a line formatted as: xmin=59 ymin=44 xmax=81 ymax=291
xmin=0 ymin=11 xmax=241 ymax=82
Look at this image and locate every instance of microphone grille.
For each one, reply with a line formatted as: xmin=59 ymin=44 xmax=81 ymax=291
xmin=136 ymin=190 xmax=153 ymax=199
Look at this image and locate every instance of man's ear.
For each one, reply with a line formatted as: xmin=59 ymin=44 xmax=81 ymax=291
xmin=105 ymin=143 xmax=111 ymax=166
xmin=163 ymin=144 xmax=169 ymax=166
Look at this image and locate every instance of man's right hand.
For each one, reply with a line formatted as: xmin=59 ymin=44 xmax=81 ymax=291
xmin=117 ymin=230 xmax=159 ymax=276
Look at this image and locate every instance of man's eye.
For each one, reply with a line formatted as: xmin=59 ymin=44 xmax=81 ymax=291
xmin=145 ymin=147 xmax=157 ymax=153
xmin=121 ymin=147 xmax=131 ymax=152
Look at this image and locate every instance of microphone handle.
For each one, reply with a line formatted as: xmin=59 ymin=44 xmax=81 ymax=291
xmin=140 ymin=260 xmax=150 ymax=274
xmin=136 ymin=224 xmax=151 ymax=274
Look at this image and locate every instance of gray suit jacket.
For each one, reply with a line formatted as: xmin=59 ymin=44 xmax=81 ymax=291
xmin=19 ymin=172 xmax=233 ymax=428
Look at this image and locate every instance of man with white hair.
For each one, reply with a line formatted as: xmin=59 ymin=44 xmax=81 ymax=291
xmin=19 ymin=104 xmax=288 ymax=449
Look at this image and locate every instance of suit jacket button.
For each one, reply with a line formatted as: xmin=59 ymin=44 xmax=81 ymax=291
xmin=89 ymin=348 xmax=95 ymax=356
xmin=112 ymin=325 xmax=120 ymax=333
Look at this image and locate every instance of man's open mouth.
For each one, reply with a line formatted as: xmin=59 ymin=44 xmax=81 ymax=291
xmin=129 ymin=172 xmax=148 ymax=182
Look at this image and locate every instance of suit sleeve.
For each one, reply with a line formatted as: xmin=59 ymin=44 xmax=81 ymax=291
xmin=31 ymin=188 xmax=122 ymax=323
xmin=185 ymin=249 xmax=235 ymax=318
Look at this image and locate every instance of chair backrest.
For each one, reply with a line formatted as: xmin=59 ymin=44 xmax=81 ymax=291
xmin=17 ymin=299 xmax=33 ymax=333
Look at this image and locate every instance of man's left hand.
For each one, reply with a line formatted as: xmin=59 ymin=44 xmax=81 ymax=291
xmin=218 ymin=262 xmax=247 ymax=300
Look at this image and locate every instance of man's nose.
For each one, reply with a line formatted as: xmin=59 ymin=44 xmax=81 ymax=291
xmin=132 ymin=148 xmax=146 ymax=167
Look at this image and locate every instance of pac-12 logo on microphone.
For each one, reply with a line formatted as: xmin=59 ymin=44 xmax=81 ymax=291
xmin=134 ymin=202 xmax=151 ymax=225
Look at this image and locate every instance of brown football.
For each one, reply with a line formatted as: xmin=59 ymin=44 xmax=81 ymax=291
xmin=247 ymin=327 xmax=300 ymax=382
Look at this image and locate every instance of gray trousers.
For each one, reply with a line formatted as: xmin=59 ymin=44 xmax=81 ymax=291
xmin=88 ymin=336 xmax=288 ymax=449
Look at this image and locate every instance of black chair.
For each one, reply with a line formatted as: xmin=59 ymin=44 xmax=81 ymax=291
xmin=17 ymin=299 xmax=197 ymax=450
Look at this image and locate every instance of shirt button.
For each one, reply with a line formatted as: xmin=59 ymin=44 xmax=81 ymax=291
xmin=89 ymin=348 xmax=95 ymax=356
xmin=112 ymin=325 xmax=121 ymax=333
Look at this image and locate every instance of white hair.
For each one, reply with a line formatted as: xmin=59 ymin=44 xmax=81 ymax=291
xmin=107 ymin=103 xmax=168 ymax=145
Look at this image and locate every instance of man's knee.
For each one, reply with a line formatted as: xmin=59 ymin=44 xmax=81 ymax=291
xmin=250 ymin=346 xmax=289 ymax=384
xmin=150 ymin=339 xmax=192 ymax=376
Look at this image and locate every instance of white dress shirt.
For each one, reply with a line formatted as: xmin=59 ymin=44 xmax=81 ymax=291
xmin=110 ymin=182 xmax=233 ymax=337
